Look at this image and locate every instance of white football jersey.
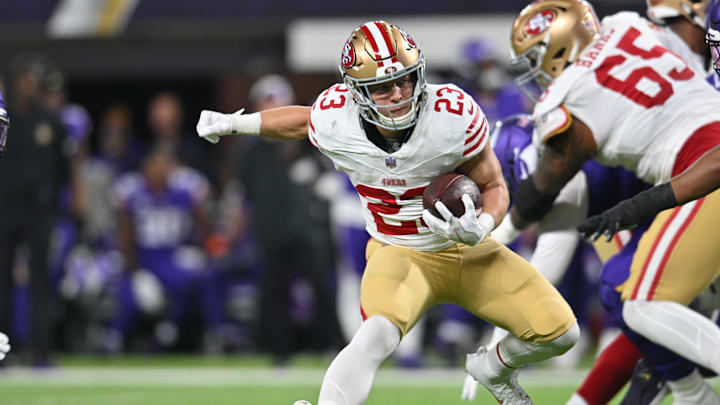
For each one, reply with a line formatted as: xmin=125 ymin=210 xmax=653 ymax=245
xmin=533 ymin=12 xmax=720 ymax=185
xmin=309 ymin=83 xmax=489 ymax=251
xmin=654 ymin=25 xmax=706 ymax=75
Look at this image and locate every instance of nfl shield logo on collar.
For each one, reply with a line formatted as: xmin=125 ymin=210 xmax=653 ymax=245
xmin=385 ymin=157 xmax=397 ymax=168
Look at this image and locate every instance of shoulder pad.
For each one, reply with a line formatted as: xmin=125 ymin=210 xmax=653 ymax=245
xmin=533 ymin=105 xmax=572 ymax=145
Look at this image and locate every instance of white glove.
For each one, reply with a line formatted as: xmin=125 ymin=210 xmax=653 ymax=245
xmin=422 ymin=194 xmax=494 ymax=246
xmin=0 ymin=332 xmax=10 ymax=361
xmin=196 ymin=108 xmax=261 ymax=144
xmin=461 ymin=373 xmax=479 ymax=401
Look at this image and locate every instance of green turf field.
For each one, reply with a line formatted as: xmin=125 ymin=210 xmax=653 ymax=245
xmin=0 ymin=356 xmax=717 ymax=405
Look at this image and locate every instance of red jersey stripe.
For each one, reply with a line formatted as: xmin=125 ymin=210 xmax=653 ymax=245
xmin=465 ymin=106 xmax=481 ymax=134
xmin=464 ymin=126 xmax=487 ymax=156
xmin=466 ymin=117 xmax=487 ymax=145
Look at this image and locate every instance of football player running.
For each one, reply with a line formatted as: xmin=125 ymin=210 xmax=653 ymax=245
xmin=198 ymin=21 xmax=580 ymax=405
xmin=509 ymin=0 xmax=720 ymax=403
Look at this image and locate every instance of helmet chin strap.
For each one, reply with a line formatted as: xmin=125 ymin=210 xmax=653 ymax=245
xmin=373 ymin=98 xmax=417 ymax=130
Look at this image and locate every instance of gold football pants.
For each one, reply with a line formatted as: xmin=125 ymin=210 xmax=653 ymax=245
xmin=360 ymin=237 xmax=576 ymax=342
xmin=621 ymin=189 xmax=720 ymax=303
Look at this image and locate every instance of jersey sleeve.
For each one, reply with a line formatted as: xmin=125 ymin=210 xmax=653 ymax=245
xmin=431 ymin=84 xmax=489 ymax=164
xmin=461 ymin=98 xmax=489 ymax=161
xmin=308 ymin=83 xmax=350 ymax=153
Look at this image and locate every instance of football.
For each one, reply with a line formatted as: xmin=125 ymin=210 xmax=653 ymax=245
xmin=422 ymin=173 xmax=482 ymax=218
xmin=292 ymin=401 xmax=312 ymax=405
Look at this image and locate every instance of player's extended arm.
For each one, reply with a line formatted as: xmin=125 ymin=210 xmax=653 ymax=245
xmin=511 ymin=116 xmax=596 ymax=229
xmin=578 ymin=145 xmax=720 ymax=240
xmin=196 ymin=106 xmax=311 ymax=143
xmin=456 ymin=143 xmax=509 ymax=228
xmin=670 ymin=145 xmax=720 ymax=204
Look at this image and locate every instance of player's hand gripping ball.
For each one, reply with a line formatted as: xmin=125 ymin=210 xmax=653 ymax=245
xmin=422 ymin=173 xmax=482 ymax=218
xmin=422 ymin=173 xmax=493 ymax=246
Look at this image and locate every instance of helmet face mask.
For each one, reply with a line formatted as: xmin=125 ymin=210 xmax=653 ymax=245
xmin=511 ymin=43 xmax=555 ymax=102
xmin=340 ymin=21 xmax=427 ymax=130
xmin=647 ymin=0 xmax=711 ymax=29
xmin=510 ymin=0 xmax=601 ymax=103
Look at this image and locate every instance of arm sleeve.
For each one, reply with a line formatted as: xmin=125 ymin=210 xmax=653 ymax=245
xmin=530 ymin=171 xmax=589 ymax=284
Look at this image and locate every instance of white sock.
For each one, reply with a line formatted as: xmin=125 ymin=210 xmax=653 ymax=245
xmin=667 ymin=369 xmax=720 ymax=404
xmin=487 ymin=326 xmax=509 ymax=349
xmin=483 ymin=323 xmax=580 ymax=380
xmin=623 ymin=300 xmax=720 ymax=374
xmin=565 ymin=393 xmax=590 ymax=405
xmin=317 ymin=315 xmax=400 ymax=405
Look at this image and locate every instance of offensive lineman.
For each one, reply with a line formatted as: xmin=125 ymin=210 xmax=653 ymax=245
xmin=509 ymin=1 xmax=720 ymax=402
xmin=198 ymin=21 xmax=579 ymax=405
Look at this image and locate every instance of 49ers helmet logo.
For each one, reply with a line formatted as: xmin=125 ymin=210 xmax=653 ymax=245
xmin=341 ymin=41 xmax=356 ymax=68
xmin=525 ymin=10 xmax=556 ymax=36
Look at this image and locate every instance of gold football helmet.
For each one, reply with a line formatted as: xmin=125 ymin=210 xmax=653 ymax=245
xmin=510 ymin=0 xmax=600 ymax=102
xmin=647 ymin=0 xmax=711 ymax=28
xmin=339 ymin=21 xmax=426 ymax=130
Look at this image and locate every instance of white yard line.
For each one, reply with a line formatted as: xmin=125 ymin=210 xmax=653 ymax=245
xmin=0 ymin=367 xmax=588 ymax=387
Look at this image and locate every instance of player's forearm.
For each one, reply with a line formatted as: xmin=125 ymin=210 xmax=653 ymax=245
xmin=669 ymin=145 xmax=720 ymax=204
xmin=480 ymin=182 xmax=509 ymax=230
xmin=259 ymin=106 xmax=311 ymax=140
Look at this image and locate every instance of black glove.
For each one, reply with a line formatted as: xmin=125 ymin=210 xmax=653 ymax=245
xmin=514 ymin=177 xmax=558 ymax=223
xmin=578 ymin=183 xmax=677 ymax=241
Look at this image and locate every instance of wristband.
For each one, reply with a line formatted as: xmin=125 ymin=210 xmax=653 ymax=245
xmin=478 ymin=212 xmax=495 ymax=233
xmin=229 ymin=112 xmax=261 ymax=136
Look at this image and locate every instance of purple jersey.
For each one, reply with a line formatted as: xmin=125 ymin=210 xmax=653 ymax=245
xmin=113 ymin=166 xmax=208 ymax=261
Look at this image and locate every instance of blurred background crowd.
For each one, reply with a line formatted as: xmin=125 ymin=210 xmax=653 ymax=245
xmin=0 ymin=0 xmax=645 ymax=368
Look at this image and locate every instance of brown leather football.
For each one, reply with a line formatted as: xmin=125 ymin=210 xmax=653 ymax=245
xmin=422 ymin=173 xmax=483 ymax=218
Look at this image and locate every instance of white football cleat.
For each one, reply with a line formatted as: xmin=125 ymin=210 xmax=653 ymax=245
xmin=465 ymin=346 xmax=533 ymax=404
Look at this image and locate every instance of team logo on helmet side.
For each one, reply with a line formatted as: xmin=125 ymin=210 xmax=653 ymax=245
xmin=525 ymin=10 xmax=556 ymax=36
xmin=341 ymin=41 xmax=356 ymax=68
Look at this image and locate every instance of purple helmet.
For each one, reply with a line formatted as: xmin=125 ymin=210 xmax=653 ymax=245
xmin=61 ymin=104 xmax=93 ymax=143
xmin=0 ymin=91 xmax=8 ymax=157
xmin=707 ymin=0 xmax=720 ymax=76
xmin=462 ymin=38 xmax=497 ymax=65
xmin=490 ymin=114 xmax=534 ymax=197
